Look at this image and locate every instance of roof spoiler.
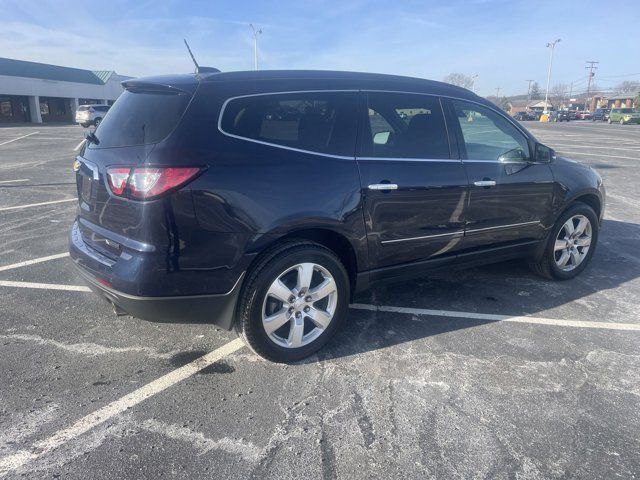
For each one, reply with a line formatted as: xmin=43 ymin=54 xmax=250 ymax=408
xmin=121 ymin=77 xmax=199 ymax=95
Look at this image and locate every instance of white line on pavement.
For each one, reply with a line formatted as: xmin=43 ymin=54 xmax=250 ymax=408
xmin=0 ymin=198 xmax=76 ymax=212
xmin=0 ymin=280 xmax=90 ymax=292
xmin=1 ymin=280 xmax=638 ymax=332
xmin=0 ymin=132 xmax=39 ymax=146
xmin=0 ymin=179 xmax=29 ymax=185
xmin=350 ymin=303 xmax=640 ymax=331
xmin=0 ymin=253 xmax=69 ymax=272
xmin=550 ymin=144 xmax=640 ymax=153
xmin=0 ymin=338 xmax=245 ymax=476
xmin=555 ymin=151 xmax=639 ymax=161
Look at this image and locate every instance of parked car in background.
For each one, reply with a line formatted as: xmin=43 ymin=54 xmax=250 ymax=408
xmin=513 ymin=111 xmax=535 ymax=121
xmin=75 ymin=104 xmax=110 ymax=128
xmin=608 ymin=108 xmax=640 ymax=125
xmin=550 ymin=110 xmax=570 ymax=122
xmin=568 ymin=110 xmax=579 ymax=120
xmin=70 ymin=69 xmax=605 ymax=362
xmin=577 ymin=111 xmax=593 ymax=120
xmin=529 ymin=111 xmax=542 ymax=120
xmin=592 ymin=108 xmax=610 ymax=121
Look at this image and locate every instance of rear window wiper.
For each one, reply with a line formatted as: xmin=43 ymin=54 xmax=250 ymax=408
xmin=85 ymin=131 xmax=100 ymax=145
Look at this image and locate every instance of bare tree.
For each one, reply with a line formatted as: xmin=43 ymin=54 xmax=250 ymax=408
xmin=551 ymin=83 xmax=569 ymax=108
xmin=615 ymin=80 xmax=640 ymax=94
xmin=443 ymin=73 xmax=474 ymax=90
xmin=530 ymin=82 xmax=542 ymax=100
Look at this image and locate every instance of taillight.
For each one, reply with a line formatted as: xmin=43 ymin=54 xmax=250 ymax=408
xmin=106 ymin=166 xmax=202 ymax=200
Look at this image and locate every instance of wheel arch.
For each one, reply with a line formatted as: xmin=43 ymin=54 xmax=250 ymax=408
xmin=243 ymin=227 xmax=362 ymax=301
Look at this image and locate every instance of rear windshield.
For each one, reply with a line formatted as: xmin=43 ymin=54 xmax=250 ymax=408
xmin=93 ymin=90 xmax=191 ymax=148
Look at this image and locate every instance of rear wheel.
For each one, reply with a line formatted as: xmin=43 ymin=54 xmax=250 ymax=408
xmin=235 ymin=241 xmax=349 ymax=362
xmin=530 ymin=203 xmax=598 ymax=280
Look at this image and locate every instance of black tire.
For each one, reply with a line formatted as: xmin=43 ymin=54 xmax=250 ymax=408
xmin=234 ymin=241 xmax=349 ymax=362
xmin=529 ymin=202 xmax=599 ymax=280
xmin=94 ymin=117 xmax=102 ymax=127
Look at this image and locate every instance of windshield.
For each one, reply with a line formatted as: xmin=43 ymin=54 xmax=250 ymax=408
xmin=92 ymin=89 xmax=191 ymax=148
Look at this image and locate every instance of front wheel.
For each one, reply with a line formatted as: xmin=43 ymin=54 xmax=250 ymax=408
xmin=530 ymin=203 xmax=599 ymax=280
xmin=235 ymin=241 xmax=349 ymax=362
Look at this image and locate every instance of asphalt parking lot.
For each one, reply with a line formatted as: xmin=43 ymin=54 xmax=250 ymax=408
xmin=1 ymin=121 xmax=639 ymax=479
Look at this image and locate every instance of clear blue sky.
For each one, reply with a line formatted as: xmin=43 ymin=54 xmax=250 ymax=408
xmin=1 ymin=0 xmax=639 ymax=96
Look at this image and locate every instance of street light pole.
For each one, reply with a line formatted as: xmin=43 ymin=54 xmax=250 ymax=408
xmin=470 ymin=74 xmax=478 ymax=93
xmin=249 ymin=23 xmax=262 ymax=70
xmin=544 ymin=38 xmax=561 ymax=113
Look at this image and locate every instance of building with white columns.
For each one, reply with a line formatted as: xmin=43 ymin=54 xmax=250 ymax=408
xmin=0 ymin=57 xmax=130 ymax=124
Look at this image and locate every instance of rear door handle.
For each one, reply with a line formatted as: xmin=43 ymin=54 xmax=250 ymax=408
xmin=473 ymin=180 xmax=496 ymax=187
xmin=368 ymin=183 xmax=398 ymax=191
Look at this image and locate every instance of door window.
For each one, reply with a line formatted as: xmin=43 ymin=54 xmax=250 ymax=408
xmin=220 ymin=92 xmax=358 ymax=156
xmin=452 ymin=100 xmax=530 ymax=161
xmin=362 ymin=93 xmax=450 ymax=159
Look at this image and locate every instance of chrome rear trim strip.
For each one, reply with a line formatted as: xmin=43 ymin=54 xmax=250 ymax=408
xmin=381 ymin=230 xmax=464 ymax=245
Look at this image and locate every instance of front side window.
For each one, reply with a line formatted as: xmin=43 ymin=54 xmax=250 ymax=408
xmin=362 ymin=93 xmax=450 ymax=159
xmin=220 ymin=92 xmax=358 ymax=156
xmin=452 ymin=100 xmax=530 ymax=161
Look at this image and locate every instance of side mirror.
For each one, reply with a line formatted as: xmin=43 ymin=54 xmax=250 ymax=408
xmin=373 ymin=131 xmax=391 ymax=145
xmin=535 ymin=143 xmax=554 ymax=163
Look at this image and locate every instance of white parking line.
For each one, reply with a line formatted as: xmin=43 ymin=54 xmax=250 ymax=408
xmin=555 ymin=151 xmax=639 ymax=161
xmin=0 ymin=179 xmax=29 ymax=185
xmin=350 ymin=303 xmax=640 ymax=331
xmin=0 ymin=132 xmax=39 ymax=146
xmin=0 ymin=280 xmax=90 ymax=292
xmin=0 ymin=338 xmax=245 ymax=476
xmin=0 ymin=253 xmax=69 ymax=272
xmin=0 ymin=198 xmax=76 ymax=212
xmin=1 ymin=280 xmax=638 ymax=332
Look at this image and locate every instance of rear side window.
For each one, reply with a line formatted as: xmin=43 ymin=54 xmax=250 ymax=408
xmin=220 ymin=92 xmax=358 ymax=156
xmin=93 ymin=90 xmax=191 ymax=148
xmin=361 ymin=92 xmax=450 ymax=159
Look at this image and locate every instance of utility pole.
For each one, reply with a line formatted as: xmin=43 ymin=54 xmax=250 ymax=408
xmin=495 ymin=87 xmax=501 ymax=99
xmin=585 ymin=60 xmax=599 ymax=111
xmin=526 ymin=79 xmax=534 ymax=107
xmin=544 ymin=38 xmax=561 ymax=113
xmin=249 ymin=23 xmax=262 ymax=70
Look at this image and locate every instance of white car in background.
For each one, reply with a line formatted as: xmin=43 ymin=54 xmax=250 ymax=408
xmin=75 ymin=104 xmax=110 ymax=128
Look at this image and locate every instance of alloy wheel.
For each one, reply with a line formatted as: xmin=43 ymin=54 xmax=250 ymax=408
xmin=261 ymin=263 xmax=338 ymax=348
xmin=554 ymin=215 xmax=592 ymax=271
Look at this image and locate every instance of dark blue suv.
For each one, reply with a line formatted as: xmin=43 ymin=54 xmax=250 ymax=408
xmin=70 ymin=70 xmax=605 ymax=361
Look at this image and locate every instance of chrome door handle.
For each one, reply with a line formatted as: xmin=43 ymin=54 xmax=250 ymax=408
xmin=473 ymin=180 xmax=496 ymax=187
xmin=368 ymin=183 xmax=398 ymax=191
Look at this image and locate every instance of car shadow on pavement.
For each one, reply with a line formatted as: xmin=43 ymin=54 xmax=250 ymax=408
xmin=309 ymin=219 xmax=640 ymax=363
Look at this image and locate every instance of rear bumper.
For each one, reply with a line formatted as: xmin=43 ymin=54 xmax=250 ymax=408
xmin=74 ymin=264 xmax=243 ymax=329
xmin=69 ymin=220 xmax=245 ymax=329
